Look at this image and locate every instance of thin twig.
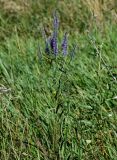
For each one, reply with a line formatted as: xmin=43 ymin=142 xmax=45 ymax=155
xmin=89 ymin=35 xmax=117 ymax=82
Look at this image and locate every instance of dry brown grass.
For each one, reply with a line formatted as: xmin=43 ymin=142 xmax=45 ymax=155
xmin=57 ymin=0 xmax=117 ymax=31
xmin=0 ymin=0 xmax=30 ymax=14
xmin=0 ymin=0 xmax=116 ymax=21
xmin=83 ymin=0 xmax=117 ymax=23
xmin=0 ymin=0 xmax=116 ymax=31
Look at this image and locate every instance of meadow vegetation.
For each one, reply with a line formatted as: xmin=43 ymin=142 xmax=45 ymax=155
xmin=0 ymin=0 xmax=117 ymax=159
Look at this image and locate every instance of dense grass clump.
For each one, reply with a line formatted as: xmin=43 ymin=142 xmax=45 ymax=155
xmin=0 ymin=1 xmax=117 ymax=160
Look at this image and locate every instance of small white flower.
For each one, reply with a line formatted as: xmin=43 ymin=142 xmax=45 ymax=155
xmin=0 ymin=86 xmax=11 ymax=94
xmin=86 ymin=140 xmax=91 ymax=144
xmin=113 ymin=96 xmax=117 ymax=99
xmin=108 ymin=113 xmax=112 ymax=117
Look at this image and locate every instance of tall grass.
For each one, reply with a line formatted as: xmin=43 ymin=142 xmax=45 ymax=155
xmin=0 ymin=1 xmax=117 ymax=160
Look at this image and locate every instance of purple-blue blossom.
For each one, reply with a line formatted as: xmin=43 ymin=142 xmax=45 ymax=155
xmin=42 ymin=10 xmax=77 ymax=58
xmin=50 ymin=32 xmax=58 ymax=55
xmin=62 ymin=32 xmax=68 ymax=56
xmin=49 ymin=11 xmax=59 ymax=55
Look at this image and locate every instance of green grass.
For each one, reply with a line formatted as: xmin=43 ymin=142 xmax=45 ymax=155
xmin=0 ymin=3 xmax=117 ymax=159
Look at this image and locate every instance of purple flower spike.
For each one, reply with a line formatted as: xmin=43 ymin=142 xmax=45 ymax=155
xmin=53 ymin=10 xmax=59 ymax=31
xmin=50 ymin=10 xmax=59 ymax=55
xmin=62 ymin=32 xmax=68 ymax=56
xmin=50 ymin=32 xmax=58 ymax=55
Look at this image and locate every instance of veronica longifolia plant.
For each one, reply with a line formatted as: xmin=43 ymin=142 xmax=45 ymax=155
xmin=40 ymin=10 xmax=77 ymax=58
